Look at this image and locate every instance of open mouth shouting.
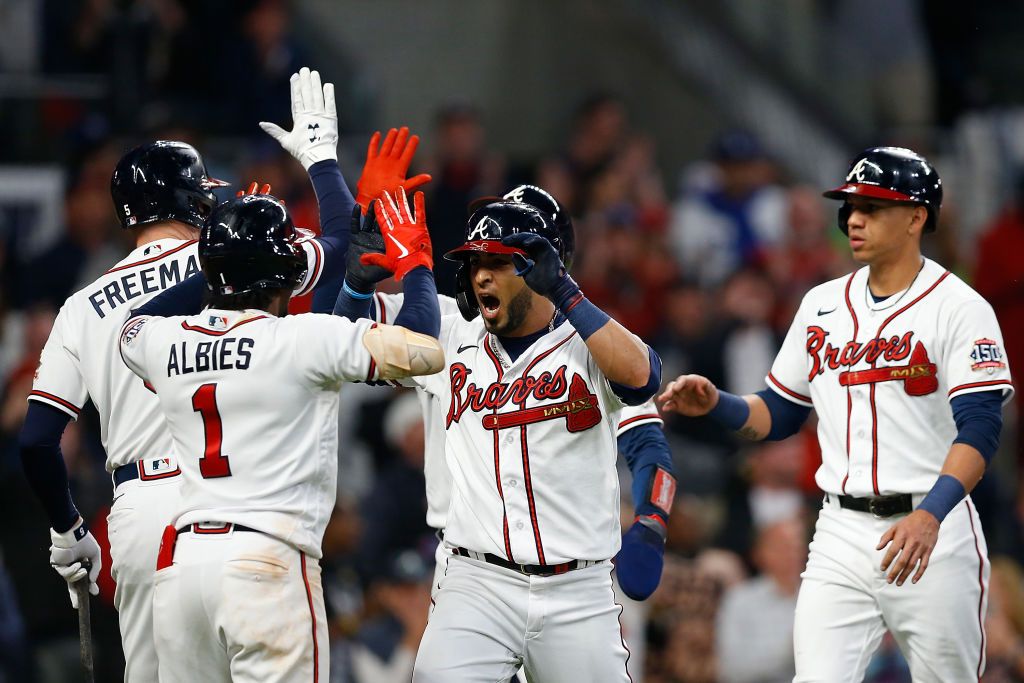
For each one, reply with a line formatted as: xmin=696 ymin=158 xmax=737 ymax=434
xmin=478 ymin=292 xmax=502 ymax=321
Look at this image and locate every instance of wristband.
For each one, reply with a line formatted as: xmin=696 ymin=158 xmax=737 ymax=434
xmin=916 ymin=474 xmax=966 ymax=523
xmin=707 ymin=390 xmax=750 ymax=431
xmin=342 ymin=280 xmax=374 ymax=299
xmin=550 ymin=275 xmax=609 ymax=340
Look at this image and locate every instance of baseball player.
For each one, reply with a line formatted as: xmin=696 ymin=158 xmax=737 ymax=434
xmin=118 ymin=189 xmax=442 ymax=682
xmin=345 ymin=196 xmax=665 ymax=681
xmin=334 ymin=184 xmax=676 ymax=610
xmin=659 ymin=147 xmax=1013 ymax=681
xmin=17 ymin=67 xmax=364 ymax=682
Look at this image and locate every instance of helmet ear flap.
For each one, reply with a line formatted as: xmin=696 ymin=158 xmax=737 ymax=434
xmin=838 ymin=203 xmax=852 ymax=235
xmin=454 ymin=263 xmax=479 ymax=321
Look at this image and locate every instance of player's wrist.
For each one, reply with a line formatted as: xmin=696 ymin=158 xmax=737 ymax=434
xmin=552 ymin=276 xmax=611 ymax=341
xmin=916 ymin=474 xmax=966 ymax=524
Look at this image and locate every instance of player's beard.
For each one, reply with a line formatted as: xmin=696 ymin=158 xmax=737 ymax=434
xmin=482 ymin=286 xmax=533 ymax=336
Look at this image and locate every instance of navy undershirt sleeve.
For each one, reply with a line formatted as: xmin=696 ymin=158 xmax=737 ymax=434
xmin=308 ymin=160 xmax=355 ymax=313
xmin=618 ymin=424 xmax=674 ymax=519
xmin=132 ymin=272 xmax=206 ymax=317
xmin=609 ymin=346 xmax=662 ymax=406
xmin=393 ymin=267 xmax=441 ymax=337
xmin=19 ymin=402 xmax=78 ymax=532
xmin=333 ymin=287 xmax=374 ymax=321
xmin=755 ymin=388 xmax=813 ymax=440
xmin=950 ymin=390 xmax=1003 ymax=463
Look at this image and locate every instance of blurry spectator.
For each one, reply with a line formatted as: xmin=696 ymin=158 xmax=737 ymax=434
xmin=670 ymin=130 xmax=787 ymax=287
xmin=0 ymin=552 xmax=28 ymax=682
xmin=355 ymin=391 xmax=433 ymax=583
xmin=350 ymin=549 xmax=431 ymax=683
xmin=984 ymin=556 xmax=1024 ymax=681
xmin=715 ymin=518 xmax=806 ymax=683
xmin=0 ymin=305 xmax=55 ymax=438
xmin=974 ymin=174 xmax=1024 ymax=465
xmin=426 ymin=102 xmax=506 ymax=295
xmin=719 ymin=268 xmax=779 ymax=395
xmin=562 ymin=93 xmax=627 ymax=208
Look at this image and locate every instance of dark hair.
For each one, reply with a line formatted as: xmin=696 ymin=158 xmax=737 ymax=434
xmin=205 ymin=286 xmax=288 ymax=312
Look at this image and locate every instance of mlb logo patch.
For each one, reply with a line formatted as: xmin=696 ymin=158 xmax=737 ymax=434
xmin=970 ymin=338 xmax=1006 ymax=372
xmin=139 ymin=456 xmax=181 ymax=481
xmin=143 ymin=243 xmax=162 ymax=256
xmin=208 ymin=315 xmax=229 ymax=329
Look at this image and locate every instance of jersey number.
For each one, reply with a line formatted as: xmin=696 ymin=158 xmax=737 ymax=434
xmin=192 ymin=383 xmax=232 ymax=478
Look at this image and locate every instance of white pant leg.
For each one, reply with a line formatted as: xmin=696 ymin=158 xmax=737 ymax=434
xmin=521 ymin=563 xmax=631 ymax=683
xmin=107 ymin=476 xmax=181 ymax=683
xmin=878 ymin=498 xmax=990 ymax=683
xmin=414 ymin=555 xmax=526 ymax=683
xmin=153 ymin=529 xmax=328 ymax=683
xmin=793 ymin=506 xmax=887 ymax=683
xmin=431 ymin=538 xmax=449 ymax=601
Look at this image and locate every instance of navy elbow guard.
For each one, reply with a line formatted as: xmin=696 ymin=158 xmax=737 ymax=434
xmin=616 ymin=466 xmax=675 ymax=601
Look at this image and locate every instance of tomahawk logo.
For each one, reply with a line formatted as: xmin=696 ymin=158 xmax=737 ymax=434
xmin=847 ymin=157 xmax=884 ymax=183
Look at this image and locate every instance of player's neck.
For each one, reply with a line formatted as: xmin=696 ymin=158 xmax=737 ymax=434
xmin=504 ymin=298 xmax=557 ymax=338
xmin=867 ymin=248 xmax=924 ymax=298
xmin=133 ymin=220 xmax=200 ymax=247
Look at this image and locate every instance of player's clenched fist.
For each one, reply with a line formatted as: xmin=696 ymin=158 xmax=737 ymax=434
xmin=657 ymin=374 xmax=720 ymax=416
xmin=360 ymin=187 xmax=433 ymax=280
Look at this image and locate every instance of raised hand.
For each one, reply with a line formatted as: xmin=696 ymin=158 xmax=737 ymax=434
xmin=359 ymin=187 xmax=433 ymax=281
xmin=355 ymin=127 xmax=432 ymax=214
xmin=259 ymin=67 xmax=338 ymax=170
xmin=657 ymin=374 xmax=720 ymax=416
xmin=499 ymin=232 xmax=569 ymax=298
xmin=344 ymin=205 xmax=391 ymax=294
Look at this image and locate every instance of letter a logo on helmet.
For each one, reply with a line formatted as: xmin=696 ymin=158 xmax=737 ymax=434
xmin=466 ymin=217 xmax=494 ymax=242
xmin=847 ymin=157 xmax=884 ymax=183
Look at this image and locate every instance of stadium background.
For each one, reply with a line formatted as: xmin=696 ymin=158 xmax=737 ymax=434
xmin=1 ymin=1 xmax=1023 ymax=681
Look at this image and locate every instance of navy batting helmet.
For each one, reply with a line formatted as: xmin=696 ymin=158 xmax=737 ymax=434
xmin=200 ymin=195 xmax=309 ymax=297
xmin=823 ymin=147 xmax=942 ymax=234
xmin=445 ymin=201 xmax=562 ymax=321
xmin=468 ymin=184 xmax=575 ymax=270
xmin=111 ymin=141 xmax=229 ymax=230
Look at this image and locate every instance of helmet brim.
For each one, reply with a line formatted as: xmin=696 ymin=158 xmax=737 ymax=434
xmin=443 ymin=240 xmax=526 ymax=262
xmin=822 ymin=182 xmax=915 ymax=202
xmin=201 ymin=176 xmax=231 ymax=189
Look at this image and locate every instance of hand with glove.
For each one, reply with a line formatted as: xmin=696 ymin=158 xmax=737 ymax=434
xmin=500 ymin=232 xmax=576 ymax=303
xmin=615 ymin=464 xmax=676 ymax=601
xmin=50 ymin=517 xmax=101 ymax=609
xmin=344 ymin=205 xmax=391 ymax=295
xmin=355 ymin=127 xmax=432 ymax=214
xmin=236 ymin=181 xmax=274 ymax=199
xmin=360 ymin=188 xmax=433 ymax=281
xmin=260 ymin=67 xmax=338 ymax=170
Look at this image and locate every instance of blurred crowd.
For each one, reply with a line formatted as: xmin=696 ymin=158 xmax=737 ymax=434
xmin=1 ymin=1 xmax=1024 ymax=682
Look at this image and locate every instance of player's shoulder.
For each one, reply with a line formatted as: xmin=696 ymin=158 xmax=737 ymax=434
xmin=796 ymin=268 xmax=862 ymax=313
xmin=930 ymin=261 xmax=988 ymax=306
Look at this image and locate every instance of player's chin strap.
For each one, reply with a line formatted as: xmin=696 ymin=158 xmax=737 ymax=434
xmin=362 ymin=324 xmax=445 ymax=380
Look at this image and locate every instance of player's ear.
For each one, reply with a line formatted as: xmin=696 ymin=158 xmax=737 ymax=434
xmin=908 ymin=205 xmax=927 ymax=236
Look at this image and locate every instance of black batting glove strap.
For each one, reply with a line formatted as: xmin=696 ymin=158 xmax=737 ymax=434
xmin=345 ymin=204 xmax=391 ymax=293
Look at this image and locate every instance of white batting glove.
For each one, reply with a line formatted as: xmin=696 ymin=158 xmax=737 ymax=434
xmin=49 ymin=517 xmax=101 ymax=609
xmin=259 ymin=66 xmax=338 ymax=170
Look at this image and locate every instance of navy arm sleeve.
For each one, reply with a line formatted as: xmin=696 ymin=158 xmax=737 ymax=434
xmin=393 ymin=267 xmax=441 ymax=337
xmin=755 ymin=388 xmax=813 ymax=441
xmin=609 ymin=346 xmax=662 ymax=406
xmin=19 ymin=402 xmax=78 ymax=532
xmin=618 ymin=423 xmax=674 ymax=519
xmin=333 ymin=287 xmax=374 ymax=321
xmin=951 ymin=390 xmax=1003 ymax=463
xmin=132 ymin=272 xmax=206 ymax=317
xmin=308 ymin=160 xmax=355 ymax=313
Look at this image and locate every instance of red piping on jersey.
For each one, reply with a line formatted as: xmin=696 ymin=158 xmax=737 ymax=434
xmin=374 ymin=293 xmax=387 ymax=323
xmin=616 ymin=602 xmax=635 ymax=683
xmin=767 ymin=373 xmax=811 ymax=404
xmin=842 ymin=273 xmax=858 ymax=494
xmin=514 ymin=330 xmax=577 ymax=566
xmin=868 ymin=270 xmax=950 ymax=495
xmin=180 ymin=315 xmax=269 ymax=336
xmin=948 ymin=379 xmax=1013 ymax=397
xmin=295 ymin=240 xmax=324 ymax=297
xmin=483 ymin=334 xmax=514 ymax=561
xmin=300 ymin=552 xmax=319 ymax=683
xmin=618 ymin=414 xmax=662 ymax=430
xmin=105 ymin=240 xmax=197 ymax=274
xmin=966 ymin=501 xmax=987 ymax=681
xmin=28 ymin=390 xmax=82 ymax=415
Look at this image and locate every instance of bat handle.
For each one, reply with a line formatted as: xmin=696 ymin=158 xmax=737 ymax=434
xmin=76 ymin=559 xmax=95 ymax=682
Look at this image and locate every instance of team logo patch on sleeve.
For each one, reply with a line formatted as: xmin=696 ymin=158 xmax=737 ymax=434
xmin=121 ymin=318 xmax=147 ymax=346
xmin=970 ymin=338 xmax=1006 ymax=371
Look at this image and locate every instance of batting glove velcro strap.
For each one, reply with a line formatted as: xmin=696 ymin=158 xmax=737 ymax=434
xmin=615 ymin=515 xmax=667 ymax=602
xmin=50 ymin=518 xmax=101 ymax=609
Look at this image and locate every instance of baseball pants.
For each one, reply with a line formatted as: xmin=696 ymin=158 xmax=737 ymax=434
xmin=414 ymin=552 xmax=632 ymax=683
xmin=152 ymin=527 xmax=328 ymax=683
xmin=107 ymin=471 xmax=182 ymax=683
xmin=793 ymin=496 xmax=989 ymax=682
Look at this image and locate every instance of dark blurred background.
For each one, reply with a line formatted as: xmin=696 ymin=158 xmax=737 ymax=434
xmin=1 ymin=1 xmax=1023 ymax=681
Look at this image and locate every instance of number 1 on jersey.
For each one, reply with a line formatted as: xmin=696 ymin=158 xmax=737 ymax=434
xmin=192 ymin=383 xmax=232 ymax=478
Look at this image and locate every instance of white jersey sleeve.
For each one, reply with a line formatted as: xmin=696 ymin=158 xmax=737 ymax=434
xmin=279 ymin=314 xmax=377 ymax=388
xmin=30 ymin=304 xmax=88 ymax=419
xmin=766 ymin=297 xmax=814 ymax=407
xmin=615 ymin=399 xmax=663 ymax=437
xmin=118 ymin=315 xmax=157 ymax=383
xmin=941 ymin=300 xmax=1014 ymax=403
xmin=291 ymin=239 xmax=326 ymax=297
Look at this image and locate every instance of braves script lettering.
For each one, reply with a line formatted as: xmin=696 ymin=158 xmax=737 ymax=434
xmin=805 ymin=326 xmax=914 ymax=380
xmin=446 ymin=363 xmax=569 ymax=426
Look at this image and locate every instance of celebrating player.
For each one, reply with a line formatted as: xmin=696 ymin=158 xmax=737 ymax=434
xmin=659 ymin=147 xmax=1013 ymax=681
xmin=118 ymin=189 xmax=442 ymax=682
xmin=18 ymin=66 xmax=352 ymax=682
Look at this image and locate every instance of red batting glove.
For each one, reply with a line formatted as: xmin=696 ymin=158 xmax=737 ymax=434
xmin=354 ymin=127 xmax=432 ymax=214
xmin=360 ymin=187 xmax=433 ymax=281
xmin=236 ymin=182 xmax=285 ymax=204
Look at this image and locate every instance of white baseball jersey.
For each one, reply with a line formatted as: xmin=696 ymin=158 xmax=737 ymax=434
xmin=371 ymin=293 xmax=663 ymax=532
xmin=29 ymin=237 xmax=325 ymax=472
xmin=399 ymin=314 xmax=644 ymax=565
xmin=767 ymin=258 xmax=1013 ymax=496
xmin=119 ymin=308 xmax=377 ymax=558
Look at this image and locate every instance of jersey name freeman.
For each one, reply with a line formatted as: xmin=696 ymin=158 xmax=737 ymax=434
xmin=88 ymin=255 xmax=200 ymax=318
